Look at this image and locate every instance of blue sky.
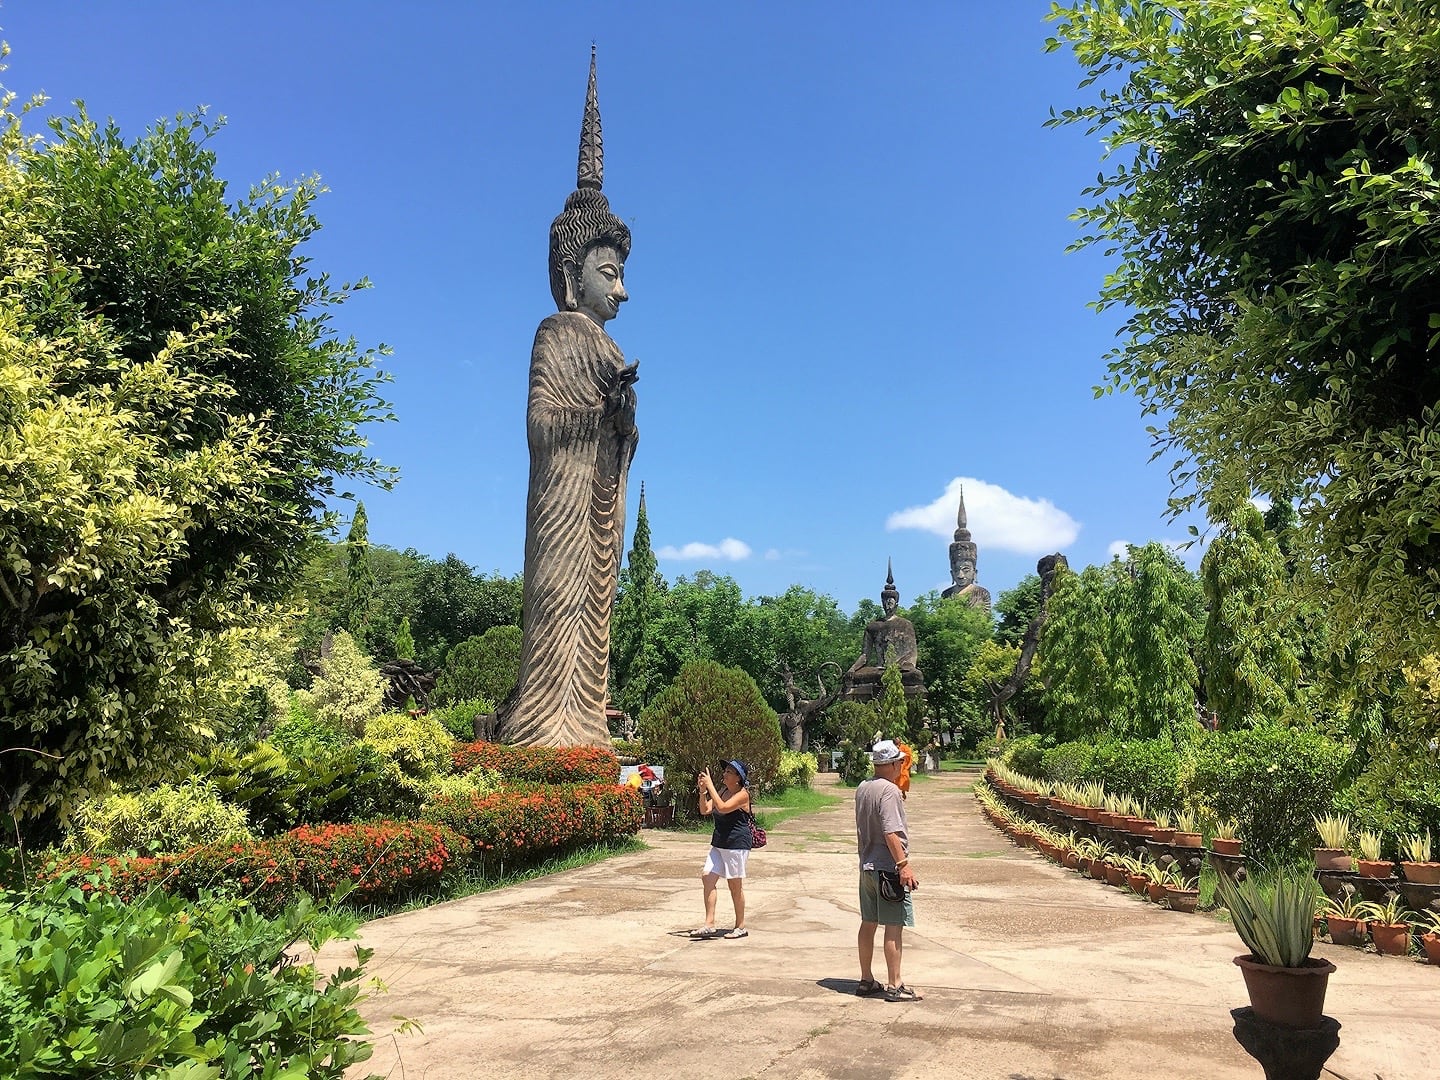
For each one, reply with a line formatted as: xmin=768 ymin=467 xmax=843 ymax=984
xmin=3 ymin=2 xmax=1204 ymax=614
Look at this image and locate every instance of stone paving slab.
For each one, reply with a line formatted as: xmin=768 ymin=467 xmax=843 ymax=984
xmin=321 ymin=770 xmax=1439 ymax=1079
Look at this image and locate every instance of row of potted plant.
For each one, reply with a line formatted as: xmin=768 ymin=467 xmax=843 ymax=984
xmin=1318 ymin=887 xmax=1440 ymax=963
xmin=1313 ymin=814 xmax=1440 ymax=883
xmin=975 ymin=783 xmax=1200 ymax=911
xmin=986 ymin=763 xmax=1237 ymax=855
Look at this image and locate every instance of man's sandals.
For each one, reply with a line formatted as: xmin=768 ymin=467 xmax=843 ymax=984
xmin=884 ymin=984 xmax=923 ymax=1002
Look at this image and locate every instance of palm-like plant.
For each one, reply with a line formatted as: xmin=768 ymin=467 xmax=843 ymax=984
xmin=1355 ymin=894 xmax=1410 ymax=927
xmin=1356 ymin=829 xmax=1385 ymax=861
xmin=1402 ymin=831 xmax=1433 ymax=862
xmin=1318 ymin=888 xmax=1366 ymax=920
xmin=1215 ymin=866 xmax=1318 ymax=967
xmin=1313 ymin=813 xmax=1352 ymax=849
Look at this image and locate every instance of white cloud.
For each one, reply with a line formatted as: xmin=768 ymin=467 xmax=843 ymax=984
xmin=1107 ymin=540 xmax=1131 ymax=560
xmin=656 ymin=537 xmax=752 ymax=562
xmin=1250 ymin=496 xmax=1272 ymax=513
xmin=763 ymin=548 xmax=781 ymax=561
xmin=886 ymin=477 xmax=1079 ymax=554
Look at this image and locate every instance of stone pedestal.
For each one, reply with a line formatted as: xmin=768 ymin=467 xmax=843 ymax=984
xmin=1208 ymin=850 xmax=1249 ymax=883
xmin=1230 ymin=1007 xmax=1340 ymax=1080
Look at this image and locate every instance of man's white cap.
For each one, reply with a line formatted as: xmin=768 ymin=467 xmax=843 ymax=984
xmin=871 ymin=740 xmax=904 ymax=765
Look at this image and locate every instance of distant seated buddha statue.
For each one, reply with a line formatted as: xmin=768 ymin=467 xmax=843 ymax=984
xmin=841 ymin=562 xmax=927 ymax=703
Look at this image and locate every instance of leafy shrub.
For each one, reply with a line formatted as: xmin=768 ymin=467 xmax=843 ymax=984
xmin=297 ymin=631 xmax=387 ymax=736
xmin=825 ymin=700 xmax=879 ymax=785
xmin=269 ymin=699 xmax=349 ymax=756
xmin=196 ymin=742 xmax=356 ymax=836
xmin=1333 ymin=735 xmax=1440 ymax=845
xmin=67 ymin=780 xmax=253 ymax=855
xmin=428 ymin=698 xmax=493 ymax=741
xmin=1000 ymin=733 xmax=1046 ymax=777
xmin=419 ymin=769 xmax=505 ymax=809
xmin=611 ymin=737 xmax=649 ymax=762
xmin=1039 ymin=741 xmax=1096 ymax=784
xmin=452 ymin=741 xmax=619 ymax=785
xmin=67 ymin=820 xmax=469 ymax=913
xmin=1084 ymin=738 xmax=1182 ymax=814
xmin=0 ymin=880 xmax=376 ymax=1079
xmin=640 ymin=661 xmax=783 ymax=794
xmin=975 ymin=734 xmax=1005 ymax=759
xmin=759 ymin=750 xmax=817 ymax=795
xmin=421 ymin=783 xmax=641 ymax=867
xmin=1186 ymin=726 xmax=1349 ymax=863
xmin=364 ymin=712 xmax=455 ymax=779
xmin=434 ymin=625 xmax=523 ymax=707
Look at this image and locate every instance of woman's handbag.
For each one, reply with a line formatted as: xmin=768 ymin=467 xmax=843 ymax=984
xmin=748 ymin=811 xmax=768 ymax=849
xmin=877 ymin=868 xmax=906 ymax=903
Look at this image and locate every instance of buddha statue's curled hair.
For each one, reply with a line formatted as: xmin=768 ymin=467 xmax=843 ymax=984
xmin=548 ymin=188 xmax=632 ymax=311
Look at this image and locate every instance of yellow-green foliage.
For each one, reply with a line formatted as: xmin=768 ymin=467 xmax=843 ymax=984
xmin=364 ymin=711 xmax=455 ymax=781
xmin=420 ymin=768 xmax=504 ymax=809
xmin=762 ymin=750 xmax=817 ymax=795
xmin=297 ymin=631 xmax=386 ymax=736
xmin=67 ymin=780 xmax=253 ymax=855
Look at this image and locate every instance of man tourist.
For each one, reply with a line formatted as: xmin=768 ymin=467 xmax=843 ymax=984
xmin=853 ymin=739 xmax=923 ymax=1002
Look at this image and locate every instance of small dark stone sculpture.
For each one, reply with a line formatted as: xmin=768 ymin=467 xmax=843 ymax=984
xmin=777 ymin=661 xmax=841 ymax=751
xmin=940 ymin=485 xmax=991 ymax=612
xmin=379 ymin=658 xmax=437 ymax=712
xmin=492 ymin=47 xmax=638 ymax=748
xmin=1230 ymin=1007 xmax=1340 ymax=1080
xmin=842 ymin=562 xmax=926 ymax=702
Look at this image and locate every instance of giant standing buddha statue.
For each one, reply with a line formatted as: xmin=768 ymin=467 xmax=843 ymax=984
xmin=494 ymin=48 xmax=639 ymax=748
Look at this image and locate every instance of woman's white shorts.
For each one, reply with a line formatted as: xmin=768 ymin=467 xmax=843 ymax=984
xmin=702 ymin=847 xmax=750 ymax=879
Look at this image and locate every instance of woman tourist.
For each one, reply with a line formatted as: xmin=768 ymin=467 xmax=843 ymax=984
xmin=692 ymin=761 xmax=753 ymax=939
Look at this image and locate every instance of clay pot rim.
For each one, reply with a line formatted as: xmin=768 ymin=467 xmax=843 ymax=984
xmin=1233 ymin=954 xmax=1336 ymax=977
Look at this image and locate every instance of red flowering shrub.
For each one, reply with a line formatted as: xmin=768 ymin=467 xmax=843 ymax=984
xmin=51 ymin=820 xmax=469 ymax=912
xmin=451 ymin=741 xmax=619 ymax=785
xmin=422 ymin=782 xmax=641 ymax=865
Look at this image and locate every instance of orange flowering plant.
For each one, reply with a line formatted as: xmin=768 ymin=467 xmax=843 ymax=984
xmin=451 ymin=741 xmax=620 ymax=784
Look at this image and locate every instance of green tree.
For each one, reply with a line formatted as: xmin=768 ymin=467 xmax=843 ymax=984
xmin=295 ymin=631 xmax=386 ymax=737
xmin=993 ymin=574 xmax=1042 ymax=648
xmin=906 ymin=591 xmax=994 ymax=738
xmin=1200 ymin=502 xmax=1303 ymax=728
xmin=408 ymin=554 xmax=522 ymax=669
xmin=394 ymin=616 xmax=415 ymax=661
xmin=875 ymin=662 xmax=909 ymax=743
xmin=0 ymin=102 xmax=393 ymax=820
xmin=434 ymin=625 xmax=523 ymax=708
xmin=1048 ymin=0 xmax=1440 ymax=675
xmin=612 ymin=487 xmax=666 ymax=718
xmin=638 ymin=660 xmax=782 ymax=814
xmin=343 ymin=502 xmax=374 ymax=650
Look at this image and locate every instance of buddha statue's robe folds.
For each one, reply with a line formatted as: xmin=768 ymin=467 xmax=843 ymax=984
xmin=499 ymin=311 xmax=637 ymax=747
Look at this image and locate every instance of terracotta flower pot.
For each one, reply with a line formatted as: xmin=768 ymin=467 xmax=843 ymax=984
xmin=1400 ymin=861 xmax=1440 ymax=885
xmin=1172 ymin=831 xmax=1204 ymax=848
xmin=1354 ymin=859 xmax=1395 ymax=879
xmin=1420 ymin=932 xmax=1440 ymax=966
xmin=1211 ymin=838 xmax=1243 ymax=856
xmin=1089 ymin=860 xmax=1107 ymax=881
xmin=1164 ymin=886 xmax=1199 ymax=913
xmin=1313 ymin=847 xmax=1353 ymax=872
xmin=1127 ymin=872 xmax=1150 ymax=894
xmin=1370 ymin=922 xmax=1411 ymax=956
xmin=1149 ymin=827 xmax=1175 ymax=844
xmin=1147 ymin=880 xmax=1166 ymax=902
xmin=1104 ymin=863 xmax=1128 ymax=887
xmin=1063 ymin=850 xmax=1081 ymax=870
xmin=1234 ymin=955 xmax=1335 ymax=1029
xmin=1326 ymin=916 xmax=1368 ymax=947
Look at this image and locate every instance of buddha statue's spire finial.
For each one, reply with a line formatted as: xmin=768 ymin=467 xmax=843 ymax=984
xmin=954 ymin=484 xmax=971 ymax=542
xmin=577 ymin=44 xmax=604 ymax=191
xmin=638 ymin=480 xmax=646 ymax=507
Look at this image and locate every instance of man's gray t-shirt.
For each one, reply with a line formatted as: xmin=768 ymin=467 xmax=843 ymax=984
xmin=855 ymin=777 xmax=908 ymax=870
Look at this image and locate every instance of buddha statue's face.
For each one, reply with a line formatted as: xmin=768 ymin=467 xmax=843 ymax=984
xmin=574 ymin=243 xmax=627 ymax=326
xmin=954 ymin=561 xmax=976 ymax=588
xmin=881 ymin=592 xmax=899 ymax=617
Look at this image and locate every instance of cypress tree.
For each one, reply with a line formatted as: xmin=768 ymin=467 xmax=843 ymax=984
xmin=344 ymin=501 xmax=374 ymax=650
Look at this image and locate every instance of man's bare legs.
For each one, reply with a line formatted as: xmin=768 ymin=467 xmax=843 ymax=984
xmin=858 ymin=921 xmax=905 ymax=988
xmin=883 ymin=924 xmax=904 ymax=987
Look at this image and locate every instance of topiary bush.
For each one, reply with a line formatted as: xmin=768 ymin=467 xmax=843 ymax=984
xmin=1186 ymin=726 xmax=1349 ymax=863
xmin=758 ymin=750 xmax=818 ymax=795
xmin=66 ymin=780 xmax=254 ymax=856
xmin=428 ymin=698 xmax=493 ymax=741
xmin=1039 ymin=741 xmax=1096 ymax=784
xmin=826 ymin=700 xmax=879 ymax=786
xmin=1000 ymin=733 xmax=1046 ymax=777
xmin=0 ymin=880 xmax=377 ymax=1079
xmin=639 ymin=660 xmax=783 ymax=801
xmin=451 ymin=741 xmax=619 ymax=784
xmin=1084 ymin=738 xmax=1183 ymax=814
xmin=434 ymin=625 xmax=523 ymax=707
xmin=421 ymin=783 xmax=641 ymax=869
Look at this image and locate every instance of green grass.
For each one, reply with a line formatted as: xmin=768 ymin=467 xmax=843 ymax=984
xmin=754 ymin=786 xmax=842 ymax=828
xmin=939 ymin=759 xmax=986 ymax=771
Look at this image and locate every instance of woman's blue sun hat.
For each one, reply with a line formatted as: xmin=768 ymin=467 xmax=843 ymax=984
xmin=726 ymin=760 xmax=749 ymax=786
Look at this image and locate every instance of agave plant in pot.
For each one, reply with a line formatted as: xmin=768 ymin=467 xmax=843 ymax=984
xmin=1216 ymin=866 xmax=1336 ymax=1029
xmin=1319 ymin=887 xmax=1368 ymax=948
xmin=1353 ymin=829 xmax=1395 ymax=879
xmin=1171 ymin=808 xmax=1203 ymax=849
xmin=1161 ymin=864 xmax=1200 ymax=913
xmin=1411 ymin=910 xmax=1440 ymax=966
xmin=1400 ymin=831 xmax=1440 ymax=885
xmin=1354 ymin=894 xmax=1414 ymax=957
xmin=1312 ymin=814 xmax=1354 ymax=872
xmin=1210 ymin=818 xmax=1243 ymax=857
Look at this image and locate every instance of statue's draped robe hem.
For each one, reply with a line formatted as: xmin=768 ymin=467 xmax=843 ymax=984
xmin=498 ymin=311 xmax=636 ymax=747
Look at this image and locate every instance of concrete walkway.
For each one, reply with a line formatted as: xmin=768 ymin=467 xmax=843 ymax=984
xmin=324 ymin=770 xmax=1439 ymax=1079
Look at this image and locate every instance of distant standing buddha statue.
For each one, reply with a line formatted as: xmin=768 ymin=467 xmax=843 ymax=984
xmin=841 ymin=562 xmax=927 ymax=703
xmin=494 ymin=48 xmax=639 ymax=748
xmin=941 ymin=486 xmax=991 ymax=612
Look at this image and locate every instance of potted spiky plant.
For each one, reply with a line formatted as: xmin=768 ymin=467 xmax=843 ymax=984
xmin=1161 ymin=864 xmax=1200 ymax=913
xmin=1400 ymin=831 xmax=1440 ymax=884
xmin=1319 ymin=887 xmax=1368 ymax=947
xmin=1411 ymin=910 xmax=1440 ymax=965
xmin=1313 ymin=814 xmax=1353 ymax=872
xmin=1355 ymin=894 xmax=1413 ymax=956
xmin=1172 ymin=809 xmax=1203 ymax=849
xmin=1211 ymin=818 xmax=1243 ymax=857
xmin=1216 ymin=866 xmax=1335 ymax=1029
xmin=1353 ymin=829 xmax=1394 ymax=879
